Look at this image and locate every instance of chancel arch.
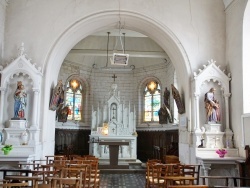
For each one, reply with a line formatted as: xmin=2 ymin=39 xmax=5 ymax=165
xmin=42 ymin=10 xmax=191 ymax=155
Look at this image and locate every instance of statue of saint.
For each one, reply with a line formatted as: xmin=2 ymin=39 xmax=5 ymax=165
xmin=158 ymin=87 xmax=173 ymax=124
xmin=13 ymin=81 xmax=27 ymax=119
xmin=204 ymin=88 xmax=220 ymax=123
xmin=49 ymin=80 xmax=64 ymax=111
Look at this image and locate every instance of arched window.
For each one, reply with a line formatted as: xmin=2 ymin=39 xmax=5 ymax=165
xmin=66 ymin=79 xmax=82 ymax=121
xmin=144 ymin=81 xmax=161 ymax=122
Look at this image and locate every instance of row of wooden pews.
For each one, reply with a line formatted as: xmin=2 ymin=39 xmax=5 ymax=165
xmin=145 ymin=158 xmax=202 ymax=188
xmin=0 ymin=154 xmax=100 ymax=188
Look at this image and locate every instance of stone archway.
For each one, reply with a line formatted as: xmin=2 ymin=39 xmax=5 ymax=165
xmin=41 ymin=11 xmax=191 ymax=155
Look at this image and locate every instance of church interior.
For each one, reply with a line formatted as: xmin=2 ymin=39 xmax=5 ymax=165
xmin=0 ymin=0 xmax=250 ymax=187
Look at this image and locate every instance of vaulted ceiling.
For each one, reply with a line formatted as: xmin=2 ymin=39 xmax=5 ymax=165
xmin=64 ymin=29 xmax=169 ymax=70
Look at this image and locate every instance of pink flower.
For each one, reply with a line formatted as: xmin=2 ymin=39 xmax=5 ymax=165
xmin=216 ymin=149 xmax=227 ymax=155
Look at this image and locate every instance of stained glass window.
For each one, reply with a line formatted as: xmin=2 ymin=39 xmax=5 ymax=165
xmin=66 ymin=80 xmax=82 ymax=121
xmin=144 ymin=81 xmax=161 ymax=122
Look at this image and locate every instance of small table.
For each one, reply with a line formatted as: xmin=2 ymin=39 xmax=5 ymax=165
xmin=99 ymin=141 xmax=129 ymax=169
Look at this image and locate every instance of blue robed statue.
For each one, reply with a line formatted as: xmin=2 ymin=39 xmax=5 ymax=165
xmin=13 ymin=81 xmax=27 ymax=119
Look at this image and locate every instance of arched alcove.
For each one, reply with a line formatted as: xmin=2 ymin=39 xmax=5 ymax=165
xmin=41 ymin=11 xmax=191 ymax=155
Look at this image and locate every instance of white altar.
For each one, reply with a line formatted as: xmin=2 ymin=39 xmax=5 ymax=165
xmin=89 ymin=83 xmax=137 ymax=163
xmin=0 ymin=43 xmax=42 ymax=160
xmin=192 ymin=59 xmax=242 ymax=186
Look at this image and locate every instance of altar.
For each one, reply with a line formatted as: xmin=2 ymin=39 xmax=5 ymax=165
xmin=99 ymin=140 xmax=130 ymax=169
xmin=191 ymin=60 xmax=243 ymax=186
xmin=0 ymin=44 xmax=42 ymax=162
xmin=89 ymin=83 xmax=137 ymax=164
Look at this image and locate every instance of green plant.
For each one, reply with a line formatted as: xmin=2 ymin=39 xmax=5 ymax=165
xmin=1 ymin=145 xmax=13 ymax=152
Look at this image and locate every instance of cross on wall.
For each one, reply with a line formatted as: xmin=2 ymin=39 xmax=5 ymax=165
xmin=112 ymin=74 xmax=117 ymax=82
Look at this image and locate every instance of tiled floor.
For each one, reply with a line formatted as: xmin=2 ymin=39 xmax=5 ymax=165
xmin=99 ymin=173 xmax=146 ymax=188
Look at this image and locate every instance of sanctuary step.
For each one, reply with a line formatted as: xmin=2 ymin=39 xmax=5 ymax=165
xmin=99 ymin=159 xmax=146 ymax=173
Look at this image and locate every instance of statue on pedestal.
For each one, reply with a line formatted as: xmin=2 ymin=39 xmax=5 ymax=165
xmin=204 ymin=88 xmax=220 ymax=123
xmin=13 ymin=81 xmax=27 ymax=119
xmin=49 ymin=80 xmax=64 ymax=111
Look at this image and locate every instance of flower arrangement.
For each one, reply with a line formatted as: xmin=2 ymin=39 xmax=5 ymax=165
xmin=1 ymin=145 xmax=13 ymax=155
xmin=216 ymin=148 xmax=227 ymax=158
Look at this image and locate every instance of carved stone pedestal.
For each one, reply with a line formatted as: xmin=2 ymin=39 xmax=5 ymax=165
xmin=1 ymin=120 xmax=41 ymax=160
xmin=205 ymin=132 xmax=224 ymax=148
xmin=204 ymin=123 xmax=222 ymax=133
xmin=203 ymin=123 xmax=225 ymax=148
xmin=8 ymin=120 xmax=27 ymax=129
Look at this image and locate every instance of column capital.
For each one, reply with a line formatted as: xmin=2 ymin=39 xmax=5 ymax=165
xmin=194 ymin=92 xmax=200 ymax=98
xmin=32 ymin=88 xmax=40 ymax=93
xmin=0 ymin=87 xmax=6 ymax=92
xmin=223 ymin=93 xmax=231 ymax=98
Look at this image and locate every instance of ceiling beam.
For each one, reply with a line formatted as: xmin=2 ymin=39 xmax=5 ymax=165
xmin=69 ymin=49 xmax=167 ymax=58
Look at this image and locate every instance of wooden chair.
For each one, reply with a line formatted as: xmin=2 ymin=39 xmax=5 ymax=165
xmin=146 ymin=161 xmax=159 ymax=188
xmin=147 ymin=159 xmax=162 ymax=163
xmin=179 ymin=165 xmax=196 ymax=185
xmin=51 ymin=177 xmax=81 ymax=188
xmin=164 ymin=155 xmax=180 ymax=164
xmin=166 ymin=164 xmax=181 ymax=177
xmin=49 ymin=167 xmax=85 ymax=188
xmin=67 ymin=163 xmax=92 ymax=187
xmin=32 ymin=169 xmax=58 ymax=184
xmin=89 ymin=160 xmax=100 ymax=188
xmin=78 ymin=160 xmax=98 ymax=188
xmin=191 ymin=165 xmax=201 ymax=185
xmin=45 ymin=155 xmax=66 ymax=164
xmin=146 ymin=161 xmax=154 ymax=188
xmin=151 ymin=163 xmax=169 ymax=188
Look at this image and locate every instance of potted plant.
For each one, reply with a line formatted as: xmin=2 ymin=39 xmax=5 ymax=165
xmin=216 ymin=148 xmax=227 ymax=158
xmin=1 ymin=145 xmax=13 ymax=155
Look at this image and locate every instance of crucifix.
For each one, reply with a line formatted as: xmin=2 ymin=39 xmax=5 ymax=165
xmin=112 ymin=106 xmax=117 ymax=119
xmin=112 ymin=74 xmax=117 ymax=82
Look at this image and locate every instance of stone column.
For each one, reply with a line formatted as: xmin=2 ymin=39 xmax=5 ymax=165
xmin=31 ymin=89 xmax=39 ymax=128
xmin=194 ymin=92 xmax=200 ymax=131
xmin=224 ymin=93 xmax=231 ymax=130
xmin=0 ymin=88 xmax=6 ymax=128
xmin=224 ymin=93 xmax=233 ymax=148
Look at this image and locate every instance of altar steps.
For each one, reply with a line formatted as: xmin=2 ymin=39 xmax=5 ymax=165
xmin=99 ymin=159 xmax=146 ymax=174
